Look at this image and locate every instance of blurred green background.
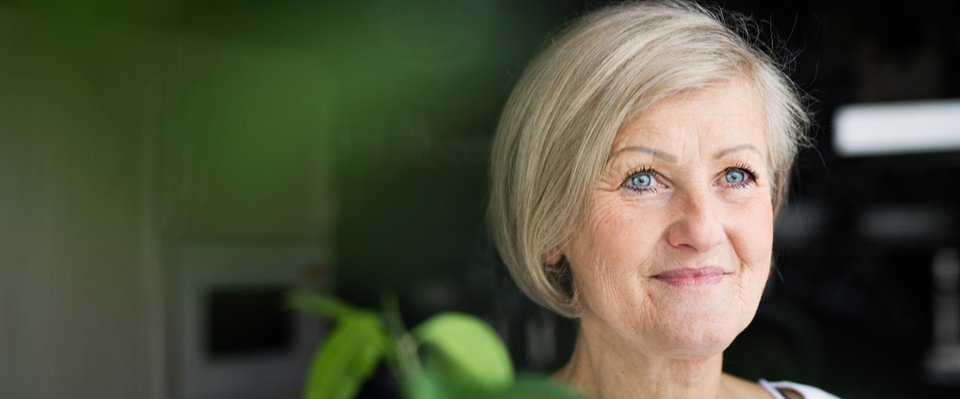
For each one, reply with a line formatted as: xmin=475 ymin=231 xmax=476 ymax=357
xmin=0 ymin=1 xmax=584 ymax=398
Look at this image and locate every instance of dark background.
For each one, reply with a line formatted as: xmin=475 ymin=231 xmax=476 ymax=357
xmin=2 ymin=0 xmax=960 ymax=398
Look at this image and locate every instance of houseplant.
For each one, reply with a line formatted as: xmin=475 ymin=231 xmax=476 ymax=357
xmin=289 ymin=291 xmax=580 ymax=399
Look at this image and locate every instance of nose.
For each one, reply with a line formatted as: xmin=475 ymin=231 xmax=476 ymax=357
xmin=666 ymin=191 xmax=725 ymax=253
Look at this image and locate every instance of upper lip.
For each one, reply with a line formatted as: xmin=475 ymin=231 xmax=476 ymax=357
xmin=652 ymin=266 xmax=728 ymax=279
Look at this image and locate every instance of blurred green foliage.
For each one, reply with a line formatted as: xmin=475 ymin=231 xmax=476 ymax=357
xmin=289 ymin=291 xmax=580 ymax=399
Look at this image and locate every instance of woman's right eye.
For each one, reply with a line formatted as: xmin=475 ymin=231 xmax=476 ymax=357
xmin=623 ymin=169 xmax=659 ymax=192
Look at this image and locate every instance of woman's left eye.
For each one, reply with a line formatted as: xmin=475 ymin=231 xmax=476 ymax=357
xmin=723 ymin=169 xmax=747 ymax=183
xmin=720 ymin=166 xmax=756 ymax=187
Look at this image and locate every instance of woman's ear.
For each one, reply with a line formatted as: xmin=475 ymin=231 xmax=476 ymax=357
xmin=543 ymin=246 xmax=563 ymax=266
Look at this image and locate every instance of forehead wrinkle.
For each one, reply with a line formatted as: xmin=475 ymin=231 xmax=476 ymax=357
xmin=713 ymin=144 xmax=763 ymax=160
xmin=608 ymin=145 xmax=678 ymax=163
xmin=610 ymin=80 xmax=766 ymax=169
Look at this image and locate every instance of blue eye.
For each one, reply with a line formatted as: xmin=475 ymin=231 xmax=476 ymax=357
xmin=724 ymin=169 xmax=746 ymax=184
xmin=627 ymin=172 xmax=655 ymax=189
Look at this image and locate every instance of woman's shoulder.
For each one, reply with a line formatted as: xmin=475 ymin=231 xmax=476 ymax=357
xmin=721 ymin=374 xmax=841 ymax=399
xmin=721 ymin=373 xmax=780 ymax=398
xmin=759 ymin=378 xmax=841 ymax=399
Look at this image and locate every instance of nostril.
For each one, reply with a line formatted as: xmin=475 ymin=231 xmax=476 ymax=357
xmin=666 ymin=199 xmax=724 ymax=253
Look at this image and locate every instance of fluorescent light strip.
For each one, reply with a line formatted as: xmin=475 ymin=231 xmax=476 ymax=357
xmin=834 ymin=99 xmax=960 ymax=156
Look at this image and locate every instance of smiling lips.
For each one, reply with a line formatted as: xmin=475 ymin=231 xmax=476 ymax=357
xmin=652 ymin=267 xmax=726 ymax=287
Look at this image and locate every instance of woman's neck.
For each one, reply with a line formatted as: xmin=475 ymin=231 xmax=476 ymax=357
xmin=553 ymin=319 xmax=728 ymax=399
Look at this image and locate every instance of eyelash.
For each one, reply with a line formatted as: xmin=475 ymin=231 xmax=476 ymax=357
xmin=620 ymin=163 xmax=759 ymax=193
xmin=621 ymin=167 xmax=662 ymax=194
xmin=724 ymin=163 xmax=759 ymax=189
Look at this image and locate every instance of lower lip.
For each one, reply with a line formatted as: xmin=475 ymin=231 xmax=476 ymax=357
xmin=652 ymin=267 xmax=725 ymax=287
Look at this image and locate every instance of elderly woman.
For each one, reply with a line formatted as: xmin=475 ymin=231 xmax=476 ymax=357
xmin=488 ymin=1 xmax=838 ymax=398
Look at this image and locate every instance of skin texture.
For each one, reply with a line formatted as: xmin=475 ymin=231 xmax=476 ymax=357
xmin=554 ymin=79 xmax=779 ymax=399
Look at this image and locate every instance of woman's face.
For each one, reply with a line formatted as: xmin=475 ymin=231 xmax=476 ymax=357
xmin=565 ymin=79 xmax=773 ymax=359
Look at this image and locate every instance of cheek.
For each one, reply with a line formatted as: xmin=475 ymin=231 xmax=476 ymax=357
xmin=737 ymin=207 xmax=772 ymax=252
xmin=566 ymin=198 xmax=667 ymax=308
xmin=571 ymin=198 xmax=664 ymax=272
xmin=727 ymin=196 xmax=774 ymax=285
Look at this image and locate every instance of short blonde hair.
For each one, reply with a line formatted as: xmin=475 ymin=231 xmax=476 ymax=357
xmin=487 ymin=0 xmax=810 ymax=318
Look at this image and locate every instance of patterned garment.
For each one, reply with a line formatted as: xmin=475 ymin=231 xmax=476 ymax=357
xmin=759 ymin=379 xmax=842 ymax=399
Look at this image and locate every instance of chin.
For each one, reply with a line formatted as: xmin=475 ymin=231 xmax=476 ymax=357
xmin=654 ymin=326 xmax=741 ymax=360
xmin=643 ymin=303 xmax=757 ymax=360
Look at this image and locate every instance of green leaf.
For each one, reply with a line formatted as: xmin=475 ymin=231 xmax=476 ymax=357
xmin=302 ymin=314 xmax=389 ymax=399
xmin=412 ymin=313 xmax=514 ymax=391
xmin=407 ymin=371 xmax=446 ymax=399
